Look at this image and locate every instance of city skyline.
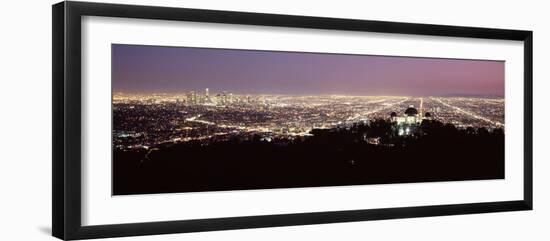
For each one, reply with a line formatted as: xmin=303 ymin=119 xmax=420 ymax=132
xmin=112 ymin=44 xmax=505 ymax=195
xmin=112 ymin=44 xmax=505 ymax=97
xmin=113 ymin=93 xmax=505 ymax=195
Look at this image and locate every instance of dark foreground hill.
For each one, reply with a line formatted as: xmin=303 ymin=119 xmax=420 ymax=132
xmin=113 ymin=119 xmax=504 ymax=195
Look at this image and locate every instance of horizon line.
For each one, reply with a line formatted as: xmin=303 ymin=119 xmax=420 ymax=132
xmin=112 ymin=92 xmax=505 ymax=98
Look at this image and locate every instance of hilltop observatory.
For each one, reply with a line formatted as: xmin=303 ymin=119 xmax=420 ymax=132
xmin=390 ymin=105 xmax=432 ymax=136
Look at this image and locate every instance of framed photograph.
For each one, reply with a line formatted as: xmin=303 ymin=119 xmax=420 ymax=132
xmin=52 ymin=1 xmax=533 ymax=240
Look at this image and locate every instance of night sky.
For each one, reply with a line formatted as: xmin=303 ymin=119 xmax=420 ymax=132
xmin=112 ymin=44 xmax=504 ymax=96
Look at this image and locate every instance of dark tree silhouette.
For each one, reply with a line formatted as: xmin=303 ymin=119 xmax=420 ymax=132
xmin=113 ymin=119 xmax=504 ymax=195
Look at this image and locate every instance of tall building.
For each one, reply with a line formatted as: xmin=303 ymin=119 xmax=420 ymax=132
xmin=187 ymin=91 xmax=196 ymax=105
xmin=205 ymin=88 xmax=211 ymax=104
xmin=419 ymin=98 xmax=424 ymax=117
xmin=221 ymin=91 xmax=228 ymax=105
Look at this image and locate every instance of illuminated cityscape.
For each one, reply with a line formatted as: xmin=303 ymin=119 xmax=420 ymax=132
xmin=113 ymin=89 xmax=504 ymax=150
xmin=112 ymin=44 xmax=505 ymax=195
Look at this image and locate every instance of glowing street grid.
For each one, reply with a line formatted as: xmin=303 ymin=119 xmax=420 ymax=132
xmin=113 ymin=93 xmax=504 ymax=150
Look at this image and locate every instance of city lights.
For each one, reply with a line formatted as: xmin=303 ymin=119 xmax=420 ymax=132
xmin=113 ymin=91 xmax=504 ymax=150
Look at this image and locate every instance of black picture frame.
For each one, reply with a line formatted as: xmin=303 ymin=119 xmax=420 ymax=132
xmin=52 ymin=1 xmax=533 ymax=240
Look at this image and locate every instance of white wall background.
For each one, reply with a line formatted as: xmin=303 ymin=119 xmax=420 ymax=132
xmin=0 ymin=0 xmax=548 ymax=240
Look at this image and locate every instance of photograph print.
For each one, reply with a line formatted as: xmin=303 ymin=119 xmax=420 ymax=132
xmin=112 ymin=44 xmax=505 ymax=195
